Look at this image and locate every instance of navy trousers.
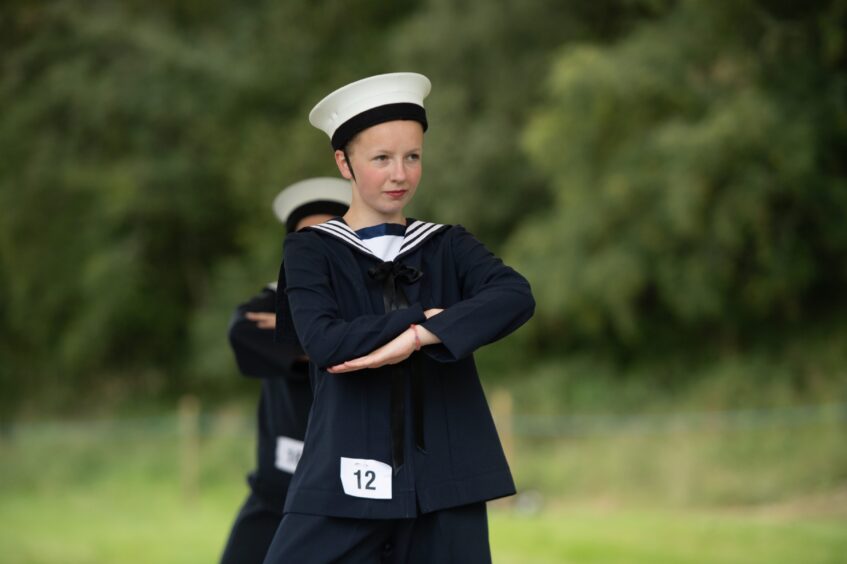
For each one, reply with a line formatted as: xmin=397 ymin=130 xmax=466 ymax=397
xmin=220 ymin=493 xmax=284 ymax=564
xmin=262 ymin=502 xmax=491 ymax=564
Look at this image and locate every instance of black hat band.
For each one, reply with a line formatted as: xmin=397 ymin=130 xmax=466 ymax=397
xmin=287 ymin=200 xmax=350 ymax=233
xmin=331 ymin=103 xmax=428 ymax=150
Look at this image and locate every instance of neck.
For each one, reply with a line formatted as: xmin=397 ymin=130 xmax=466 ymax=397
xmin=343 ymin=208 xmax=405 ymax=231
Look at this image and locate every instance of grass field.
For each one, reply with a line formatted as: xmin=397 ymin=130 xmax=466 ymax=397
xmin=1 ymin=406 xmax=845 ymax=563
xmin=2 ymin=485 xmax=845 ymax=564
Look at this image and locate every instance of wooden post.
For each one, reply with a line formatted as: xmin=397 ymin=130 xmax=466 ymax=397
xmin=492 ymin=388 xmax=514 ymax=464
xmin=179 ymin=394 xmax=200 ymax=503
xmin=491 ymin=388 xmax=514 ymax=509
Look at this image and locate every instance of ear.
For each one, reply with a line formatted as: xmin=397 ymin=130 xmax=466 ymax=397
xmin=334 ymin=150 xmax=353 ymax=180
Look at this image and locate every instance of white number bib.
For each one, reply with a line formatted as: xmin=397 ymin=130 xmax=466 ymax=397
xmin=274 ymin=436 xmax=304 ymax=474
xmin=339 ymin=457 xmax=392 ymax=499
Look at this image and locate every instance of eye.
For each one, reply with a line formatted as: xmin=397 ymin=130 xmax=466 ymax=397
xmin=373 ymin=154 xmax=389 ymax=163
xmin=406 ymin=153 xmax=421 ymax=162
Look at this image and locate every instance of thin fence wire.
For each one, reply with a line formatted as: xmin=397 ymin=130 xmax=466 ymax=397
xmin=3 ymin=402 xmax=845 ymax=440
xmin=513 ymin=403 xmax=847 ymax=438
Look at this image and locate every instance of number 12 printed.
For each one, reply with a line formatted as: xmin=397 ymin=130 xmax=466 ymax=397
xmin=340 ymin=457 xmax=392 ymax=499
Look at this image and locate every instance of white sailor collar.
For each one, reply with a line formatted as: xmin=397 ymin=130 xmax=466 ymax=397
xmin=308 ymin=217 xmax=448 ymax=261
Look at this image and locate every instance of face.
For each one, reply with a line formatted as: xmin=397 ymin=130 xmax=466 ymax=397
xmin=334 ymin=120 xmax=423 ymax=224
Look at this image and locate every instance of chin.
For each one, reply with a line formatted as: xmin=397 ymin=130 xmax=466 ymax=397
xmin=373 ymin=204 xmax=406 ymax=219
xmin=379 ymin=206 xmax=405 ymax=216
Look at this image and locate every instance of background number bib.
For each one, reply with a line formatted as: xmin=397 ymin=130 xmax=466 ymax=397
xmin=275 ymin=436 xmax=304 ymax=474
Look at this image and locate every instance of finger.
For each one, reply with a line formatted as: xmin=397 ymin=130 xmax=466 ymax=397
xmin=247 ymin=312 xmax=274 ymax=320
xmin=329 ymin=354 xmax=381 ymax=372
xmin=328 ymin=362 xmax=362 ymax=374
xmin=340 ymin=357 xmax=374 ymax=369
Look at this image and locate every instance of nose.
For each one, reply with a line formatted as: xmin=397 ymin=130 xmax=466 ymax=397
xmin=390 ymin=159 xmax=406 ymax=182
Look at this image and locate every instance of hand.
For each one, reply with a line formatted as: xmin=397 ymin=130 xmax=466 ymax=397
xmin=328 ymin=329 xmax=418 ymax=373
xmin=327 ymin=325 xmax=442 ymax=374
xmin=246 ymin=312 xmax=276 ymax=330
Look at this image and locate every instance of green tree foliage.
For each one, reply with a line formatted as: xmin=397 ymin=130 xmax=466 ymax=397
xmin=0 ymin=1 xmax=421 ymax=412
xmin=389 ymin=0 xmax=668 ymax=246
xmin=0 ymin=0 xmax=443 ymax=414
xmin=510 ymin=0 xmax=847 ymax=350
xmin=0 ymin=3 xmax=252 ymax=411
xmin=2 ymin=0 xmax=845 ymax=414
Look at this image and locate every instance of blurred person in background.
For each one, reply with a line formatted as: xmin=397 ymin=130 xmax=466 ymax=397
xmin=219 ymin=178 xmax=351 ymax=564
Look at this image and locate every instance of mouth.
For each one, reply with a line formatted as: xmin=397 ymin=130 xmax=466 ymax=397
xmin=384 ymin=190 xmax=407 ymax=199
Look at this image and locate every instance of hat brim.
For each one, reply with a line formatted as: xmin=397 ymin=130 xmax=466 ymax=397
xmin=272 ymin=177 xmax=352 ymax=231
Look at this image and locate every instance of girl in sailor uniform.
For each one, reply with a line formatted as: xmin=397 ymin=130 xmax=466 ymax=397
xmin=219 ymin=179 xmax=350 ymax=564
xmin=262 ymin=73 xmax=535 ymax=564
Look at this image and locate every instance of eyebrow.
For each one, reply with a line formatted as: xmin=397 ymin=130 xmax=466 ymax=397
xmin=368 ymin=146 xmax=422 ymax=154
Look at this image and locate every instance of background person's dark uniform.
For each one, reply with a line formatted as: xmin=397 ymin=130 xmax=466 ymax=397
xmin=218 ymin=177 xmax=350 ymax=563
xmin=219 ymin=283 xmax=311 ymax=564
xmin=263 ymin=219 xmax=535 ymax=563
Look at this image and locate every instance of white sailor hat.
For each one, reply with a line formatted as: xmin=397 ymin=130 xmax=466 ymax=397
xmin=273 ymin=177 xmax=352 ymax=233
xmin=309 ymin=72 xmax=431 ymax=150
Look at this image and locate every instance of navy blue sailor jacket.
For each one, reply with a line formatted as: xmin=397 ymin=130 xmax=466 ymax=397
xmin=279 ymin=218 xmax=535 ymax=519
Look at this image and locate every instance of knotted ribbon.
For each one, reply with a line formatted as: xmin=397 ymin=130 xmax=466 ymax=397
xmin=368 ymin=261 xmax=423 ymax=312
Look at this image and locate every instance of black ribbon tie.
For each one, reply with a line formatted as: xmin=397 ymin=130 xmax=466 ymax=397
xmin=368 ymin=261 xmax=426 ymax=474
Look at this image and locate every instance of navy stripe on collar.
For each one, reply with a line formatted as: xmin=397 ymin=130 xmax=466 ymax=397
xmin=356 ymin=223 xmax=407 ymax=240
xmin=399 ymin=221 xmax=444 ymax=254
xmin=311 ymin=220 xmax=372 ymax=255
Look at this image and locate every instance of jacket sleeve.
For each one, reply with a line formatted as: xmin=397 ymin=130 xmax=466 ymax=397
xmin=420 ymin=225 xmax=535 ymax=362
xmin=228 ymin=288 xmax=308 ymax=380
xmin=283 ymin=231 xmax=427 ymax=369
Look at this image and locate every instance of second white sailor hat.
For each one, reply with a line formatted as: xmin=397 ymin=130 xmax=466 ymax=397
xmin=273 ymin=177 xmax=352 ymax=233
xmin=309 ymin=72 xmax=431 ymax=150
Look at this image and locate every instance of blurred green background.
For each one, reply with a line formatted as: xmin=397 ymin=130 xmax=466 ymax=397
xmin=1 ymin=0 xmax=846 ymax=562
